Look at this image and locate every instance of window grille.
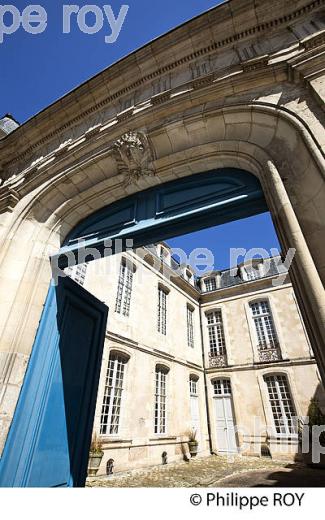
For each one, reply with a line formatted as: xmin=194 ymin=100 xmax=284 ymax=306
xmin=207 ymin=310 xmax=226 ymax=356
xmin=189 ymin=377 xmax=198 ymax=395
xmin=158 ymin=287 xmax=167 ymax=335
xmin=187 ymin=306 xmax=194 ymax=348
xmin=250 ymin=300 xmax=278 ymax=349
xmin=264 ymin=375 xmax=297 ymax=435
xmin=213 ymin=378 xmax=232 ymax=396
xmin=244 ymin=266 xmax=260 ymax=281
xmin=204 ymin=277 xmax=217 ymax=292
xmin=115 ymin=260 xmax=134 ymax=317
xmin=100 ymin=353 xmax=127 ymax=435
xmin=155 ymin=367 xmax=167 ymax=434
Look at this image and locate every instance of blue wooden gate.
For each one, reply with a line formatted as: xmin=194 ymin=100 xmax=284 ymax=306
xmin=0 ymin=277 xmax=108 ymax=487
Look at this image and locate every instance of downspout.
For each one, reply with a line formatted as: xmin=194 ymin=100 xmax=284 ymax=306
xmin=199 ymin=302 xmax=214 ymax=455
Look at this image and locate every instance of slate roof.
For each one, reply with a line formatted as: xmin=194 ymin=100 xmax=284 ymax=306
xmin=146 ymin=245 xmax=287 ymax=293
xmin=207 ymin=257 xmax=286 ymax=291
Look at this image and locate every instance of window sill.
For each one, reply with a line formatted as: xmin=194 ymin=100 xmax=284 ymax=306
xmin=268 ymin=434 xmax=298 ymax=441
xmin=149 ymin=436 xmax=177 ymax=442
xmin=99 ymin=437 xmax=133 ymax=444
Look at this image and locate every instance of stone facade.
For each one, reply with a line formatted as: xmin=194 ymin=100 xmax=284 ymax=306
xmin=71 ymin=244 xmax=323 ymax=474
xmin=0 ymin=0 xmax=324 ymax=466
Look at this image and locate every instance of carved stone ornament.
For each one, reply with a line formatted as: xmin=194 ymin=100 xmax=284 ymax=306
xmin=113 ymin=131 xmax=155 ymax=185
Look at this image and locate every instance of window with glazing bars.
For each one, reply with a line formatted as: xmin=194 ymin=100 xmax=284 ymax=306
xmin=189 ymin=377 xmax=198 ymax=395
xmin=189 ymin=376 xmax=200 ymax=433
xmin=158 ymin=287 xmax=167 ymax=335
xmin=155 ymin=367 xmax=167 ymax=434
xmin=213 ymin=378 xmax=232 ymax=396
xmin=66 ymin=263 xmax=88 ymax=286
xmin=100 ymin=353 xmax=127 ymax=435
xmin=204 ymin=277 xmax=217 ymax=292
xmin=244 ymin=266 xmax=260 ymax=281
xmin=206 ymin=310 xmax=226 ymax=356
xmin=115 ymin=260 xmax=134 ymax=317
xmin=264 ymin=375 xmax=296 ymax=434
xmin=187 ymin=306 xmax=194 ymax=348
xmin=250 ymin=300 xmax=278 ymax=349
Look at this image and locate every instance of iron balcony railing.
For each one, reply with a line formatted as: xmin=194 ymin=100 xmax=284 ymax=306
xmin=257 ymin=340 xmax=282 ymax=362
xmin=208 ymin=351 xmax=228 ymax=368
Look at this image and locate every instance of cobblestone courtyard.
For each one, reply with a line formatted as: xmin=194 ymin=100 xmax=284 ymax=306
xmin=86 ymin=455 xmax=325 ymax=488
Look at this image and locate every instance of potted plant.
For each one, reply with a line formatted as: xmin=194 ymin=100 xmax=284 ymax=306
xmin=88 ymin=433 xmax=104 ymax=476
xmin=187 ymin=428 xmax=199 ymax=457
xmin=298 ymin=398 xmax=325 ymax=468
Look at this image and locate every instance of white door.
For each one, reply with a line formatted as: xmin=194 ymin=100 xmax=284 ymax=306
xmin=213 ymin=379 xmax=237 ymax=453
xmin=190 ymin=395 xmax=200 ymax=434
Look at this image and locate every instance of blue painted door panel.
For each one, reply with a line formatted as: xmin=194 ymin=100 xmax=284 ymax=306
xmin=0 ymin=277 xmax=108 ymax=487
xmin=56 ymin=169 xmax=267 ymax=269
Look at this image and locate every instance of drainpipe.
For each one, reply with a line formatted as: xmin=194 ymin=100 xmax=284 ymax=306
xmin=199 ymin=302 xmax=214 ymax=455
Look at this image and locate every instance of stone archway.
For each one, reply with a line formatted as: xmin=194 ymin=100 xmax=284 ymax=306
xmin=0 ymin=104 xmax=324 ymax=462
xmin=0 ymin=0 xmax=324 ymax=481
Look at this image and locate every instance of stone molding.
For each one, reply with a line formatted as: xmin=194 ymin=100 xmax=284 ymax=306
xmin=241 ymin=55 xmax=269 ymax=72
xmin=0 ymin=187 xmax=20 ymax=213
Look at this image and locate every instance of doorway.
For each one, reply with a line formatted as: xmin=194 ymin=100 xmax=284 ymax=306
xmin=0 ymin=167 xmax=311 ymax=486
xmin=212 ymin=379 xmax=238 ymax=454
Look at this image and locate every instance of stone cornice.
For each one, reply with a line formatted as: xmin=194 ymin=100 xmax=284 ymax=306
xmin=0 ymin=59 xmax=294 ymax=179
xmin=0 ymin=0 xmax=323 ymax=175
xmin=205 ymin=357 xmax=316 ymax=374
xmin=106 ymin=330 xmax=204 ymax=372
xmin=288 ymin=29 xmax=325 ymax=81
xmin=200 ymin=279 xmax=292 ymax=304
xmin=0 ymin=188 xmax=20 ymax=214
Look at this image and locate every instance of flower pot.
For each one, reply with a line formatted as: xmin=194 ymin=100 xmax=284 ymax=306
xmin=188 ymin=441 xmax=198 ymax=457
xmin=88 ymin=452 xmax=104 ymax=476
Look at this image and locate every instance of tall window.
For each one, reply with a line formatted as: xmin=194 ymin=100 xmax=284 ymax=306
xmin=115 ymin=260 xmax=134 ymax=317
xmin=155 ymin=366 xmax=168 ymax=434
xmin=250 ymin=300 xmax=278 ymax=348
xmin=204 ymin=277 xmax=217 ymax=292
xmin=100 ymin=353 xmax=128 ymax=435
xmin=158 ymin=286 xmax=168 ymax=335
xmin=66 ymin=263 xmax=88 ymax=286
xmin=264 ymin=375 xmax=296 ymax=434
xmin=189 ymin=375 xmax=200 ymax=433
xmin=207 ymin=310 xmax=226 ymax=356
xmin=187 ymin=305 xmax=194 ymax=348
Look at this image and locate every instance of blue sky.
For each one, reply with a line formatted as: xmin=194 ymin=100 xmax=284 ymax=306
xmin=1 ymin=0 xmax=280 ymax=267
xmin=168 ymin=213 xmax=280 ymax=272
xmin=1 ymin=0 xmax=222 ymax=122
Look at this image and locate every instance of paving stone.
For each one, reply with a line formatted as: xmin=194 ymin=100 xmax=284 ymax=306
xmin=86 ymin=455 xmax=294 ymax=487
